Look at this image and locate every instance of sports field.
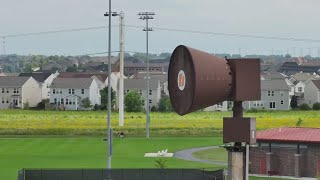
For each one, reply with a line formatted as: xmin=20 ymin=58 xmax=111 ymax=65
xmin=0 ymin=137 xmax=223 ymax=180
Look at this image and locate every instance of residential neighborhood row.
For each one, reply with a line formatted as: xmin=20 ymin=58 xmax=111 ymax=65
xmin=0 ymin=58 xmax=319 ymax=111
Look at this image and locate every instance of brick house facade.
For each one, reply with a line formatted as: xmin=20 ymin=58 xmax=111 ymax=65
xmin=250 ymin=127 xmax=320 ymax=178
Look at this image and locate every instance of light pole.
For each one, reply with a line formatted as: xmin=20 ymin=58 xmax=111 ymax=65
xmin=104 ymin=1 xmax=118 ymax=169
xmin=138 ymin=12 xmax=155 ymax=139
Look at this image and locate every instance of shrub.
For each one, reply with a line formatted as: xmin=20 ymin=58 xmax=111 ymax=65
xmin=37 ymin=99 xmax=49 ymax=110
xmin=296 ymin=118 xmax=303 ymax=127
xmin=290 ymin=95 xmax=298 ymax=109
xmin=154 ymin=158 xmax=167 ymax=169
xmin=312 ymin=102 xmax=320 ymax=110
xmin=246 ymin=108 xmax=265 ymax=113
xmin=158 ymin=95 xmax=173 ymax=112
xmin=81 ymin=98 xmax=92 ymax=108
xmin=151 ymin=106 xmax=157 ymax=112
xmin=100 ymin=87 xmax=116 ymax=110
xmin=299 ymin=103 xmax=311 ymax=111
xmin=125 ymin=91 xmax=143 ymax=112
xmin=23 ymin=102 xmax=30 ymax=110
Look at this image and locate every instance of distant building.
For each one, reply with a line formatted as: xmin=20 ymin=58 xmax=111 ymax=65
xmin=121 ymin=79 xmax=161 ymax=110
xmin=19 ymin=71 xmax=59 ymax=99
xmin=278 ymin=62 xmax=320 ymax=76
xmin=49 ymin=78 xmax=101 ymax=110
xmin=0 ymin=76 xmax=42 ymax=109
xmin=131 ymin=71 xmax=168 ymax=96
xmin=250 ymin=127 xmax=320 ymax=178
xmin=203 ymin=101 xmax=228 ymax=112
xmin=244 ymin=79 xmax=291 ymax=110
xmin=302 ymin=80 xmax=320 ymax=107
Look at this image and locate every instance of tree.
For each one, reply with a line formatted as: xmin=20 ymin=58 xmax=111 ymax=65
xmin=158 ymin=95 xmax=173 ymax=112
xmin=124 ymin=91 xmax=143 ymax=112
xmin=66 ymin=65 xmax=78 ymax=72
xmin=23 ymin=64 xmax=33 ymax=73
xmin=290 ymin=95 xmax=298 ymax=109
xmin=313 ymin=102 xmax=320 ymax=110
xmin=100 ymin=87 xmax=116 ymax=110
xmin=285 ymin=54 xmax=291 ymax=59
xmin=82 ymin=98 xmax=92 ymax=108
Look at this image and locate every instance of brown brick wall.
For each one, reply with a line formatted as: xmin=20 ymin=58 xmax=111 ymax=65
xmin=250 ymin=144 xmax=319 ymax=177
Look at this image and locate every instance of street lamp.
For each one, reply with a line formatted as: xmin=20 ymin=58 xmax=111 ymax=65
xmin=104 ymin=0 xmax=119 ymax=170
xmin=138 ymin=12 xmax=155 ymax=139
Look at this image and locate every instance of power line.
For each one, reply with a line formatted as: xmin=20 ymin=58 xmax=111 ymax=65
xmin=0 ymin=25 xmax=117 ymax=38
xmin=124 ymin=24 xmax=320 ymax=43
xmin=2 ymin=24 xmax=320 ymax=44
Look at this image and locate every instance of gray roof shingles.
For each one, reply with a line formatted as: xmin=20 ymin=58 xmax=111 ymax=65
xmin=0 ymin=76 xmax=30 ymax=87
xmin=50 ymin=78 xmax=93 ymax=89
xmin=261 ymin=79 xmax=290 ymax=91
xmin=124 ymin=79 xmax=159 ymax=90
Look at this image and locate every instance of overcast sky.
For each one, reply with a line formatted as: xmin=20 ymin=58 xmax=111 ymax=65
xmin=1 ymin=0 xmax=320 ymax=56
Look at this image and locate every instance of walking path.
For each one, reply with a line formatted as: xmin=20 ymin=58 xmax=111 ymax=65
xmin=174 ymin=146 xmax=227 ymax=166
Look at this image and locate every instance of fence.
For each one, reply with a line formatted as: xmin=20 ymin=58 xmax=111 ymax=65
xmin=18 ymin=168 xmax=224 ymax=180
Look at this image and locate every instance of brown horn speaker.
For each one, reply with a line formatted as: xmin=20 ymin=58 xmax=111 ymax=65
xmin=168 ymin=45 xmax=232 ymax=115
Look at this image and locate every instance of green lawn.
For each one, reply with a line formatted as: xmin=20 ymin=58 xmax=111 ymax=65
xmin=193 ymin=147 xmax=228 ymax=162
xmin=0 ymin=137 xmax=224 ymax=180
xmin=0 ymin=110 xmax=319 ymax=136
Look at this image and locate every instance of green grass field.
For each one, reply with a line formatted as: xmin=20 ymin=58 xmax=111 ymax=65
xmin=0 ymin=110 xmax=319 ymax=136
xmin=0 ymin=137 xmax=224 ymax=180
xmin=193 ymin=148 xmax=228 ymax=162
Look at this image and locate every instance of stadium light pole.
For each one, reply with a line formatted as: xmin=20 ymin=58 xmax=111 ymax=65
xmin=104 ymin=0 xmax=118 ymax=170
xmin=138 ymin=12 xmax=155 ymax=139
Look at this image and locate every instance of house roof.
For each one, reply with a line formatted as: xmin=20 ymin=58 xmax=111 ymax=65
xmin=312 ymin=80 xmax=320 ymax=89
xmin=124 ymin=79 xmax=160 ymax=90
xmin=257 ymin=127 xmax=320 ymax=144
xmin=58 ymin=72 xmax=108 ymax=82
xmin=261 ymin=72 xmax=288 ymax=80
xmin=50 ymin=78 xmax=94 ymax=89
xmin=19 ymin=72 xmax=53 ymax=83
xmin=261 ymin=79 xmax=290 ymax=91
xmin=291 ymin=72 xmax=319 ymax=82
xmin=132 ymin=72 xmax=167 ymax=84
xmin=0 ymin=76 xmax=30 ymax=87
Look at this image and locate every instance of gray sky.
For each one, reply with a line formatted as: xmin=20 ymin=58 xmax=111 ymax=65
xmin=1 ymin=0 xmax=320 ymax=56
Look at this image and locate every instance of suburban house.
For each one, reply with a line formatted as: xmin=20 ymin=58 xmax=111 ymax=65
xmin=49 ymin=78 xmax=101 ymax=110
xmin=250 ymin=127 xmax=320 ymax=178
xmin=278 ymin=61 xmax=320 ymax=76
xmin=130 ymin=71 xmax=168 ymax=96
xmin=243 ymin=79 xmax=291 ymax=110
xmin=121 ymin=79 xmax=161 ymax=110
xmin=58 ymin=72 xmax=120 ymax=92
xmin=19 ymin=71 xmax=59 ymax=99
xmin=302 ymin=80 xmax=320 ymax=107
xmin=0 ymin=76 xmax=42 ymax=109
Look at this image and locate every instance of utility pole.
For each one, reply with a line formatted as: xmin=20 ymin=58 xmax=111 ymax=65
xmin=104 ymin=0 xmax=118 ymax=170
xmin=2 ymin=37 xmax=6 ymax=55
xmin=118 ymin=12 xmax=125 ymax=126
xmin=138 ymin=12 xmax=155 ymax=139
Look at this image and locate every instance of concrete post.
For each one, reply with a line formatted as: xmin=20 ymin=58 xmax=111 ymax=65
xmin=228 ymin=151 xmax=244 ymax=180
xmin=266 ymin=152 xmax=273 ymax=175
xmin=294 ymin=154 xmax=301 ymax=178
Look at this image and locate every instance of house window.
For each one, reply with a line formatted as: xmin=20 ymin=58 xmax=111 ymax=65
xmin=73 ymin=99 xmax=76 ymax=105
xmin=53 ymin=89 xmax=56 ymax=94
xmin=59 ymin=89 xmax=62 ymax=94
xmin=81 ymin=89 xmax=85 ymax=94
xmin=6 ymin=88 xmax=9 ymax=93
xmin=280 ymin=91 xmax=284 ymax=96
xmin=271 ymin=91 xmax=274 ymax=96
xmin=298 ymin=87 xmax=302 ymax=92
xmin=13 ymin=88 xmax=17 ymax=93
xmin=6 ymin=98 xmax=9 ymax=103
xmin=2 ymin=88 xmax=4 ymax=93
xmin=149 ymin=90 xmax=152 ymax=95
xmin=61 ymin=98 xmax=64 ymax=105
xmin=269 ymin=102 xmax=276 ymax=109
xmin=149 ymin=99 xmax=152 ymax=104
xmin=281 ymin=100 xmax=284 ymax=105
xmin=66 ymin=99 xmax=69 ymax=105
xmin=69 ymin=89 xmax=75 ymax=94
xmin=1 ymin=98 xmax=4 ymax=103
xmin=268 ymin=91 xmax=271 ymax=96
xmin=54 ymin=98 xmax=57 ymax=104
